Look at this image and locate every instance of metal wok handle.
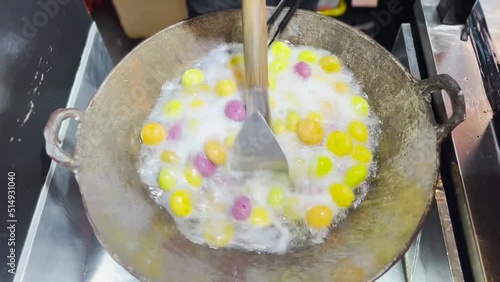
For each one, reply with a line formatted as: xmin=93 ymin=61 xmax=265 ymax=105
xmin=419 ymin=74 xmax=466 ymax=143
xmin=43 ymin=108 xmax=83 ymax=172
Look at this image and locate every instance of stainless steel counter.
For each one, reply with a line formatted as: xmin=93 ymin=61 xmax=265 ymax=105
xmin=416 ymin=0 xmax=500 ymax=281
xmin=14 ymin=22 xmax=464 ymax=282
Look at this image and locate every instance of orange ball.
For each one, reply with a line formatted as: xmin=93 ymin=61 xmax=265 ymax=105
xmin=204 ymin=140 xmax=227 ymax=165
xmin=141 ymin=123 xmax=166 ymax=146
xmin=296 ymin=119 xmax=324 ymax=145
xmin=306 ymin=205 xmax=334 ymax=229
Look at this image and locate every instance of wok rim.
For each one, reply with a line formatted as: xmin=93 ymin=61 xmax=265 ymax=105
xmin=74 ymin=8 xmax=441 ymax=282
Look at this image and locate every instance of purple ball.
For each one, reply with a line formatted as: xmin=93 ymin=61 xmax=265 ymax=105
xmin=225 ymin=100 xmax=246 ymax=121
xmin=194 ymin=153 xmax=216 ymax=177
xmin=231 ymin=196 xmax=252 ymax=221
xmin=294 ymin=62 xmax=311 ymax=79
xmin=168 ymin=123 xmax=182 ymax=140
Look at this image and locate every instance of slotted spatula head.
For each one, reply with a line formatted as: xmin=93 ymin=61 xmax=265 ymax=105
xmin=230 ymin=0 xmax=289 ymax=173
xmin=231 ymin=89 xmax=289 ymax=172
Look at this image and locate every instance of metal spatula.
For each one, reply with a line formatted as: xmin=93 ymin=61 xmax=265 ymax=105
xmin=230 ymin=0 xmax=289 ymax=173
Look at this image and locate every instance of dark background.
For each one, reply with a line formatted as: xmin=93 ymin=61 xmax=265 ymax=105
xmin=0 ymin=1 xmax=91 ymax=281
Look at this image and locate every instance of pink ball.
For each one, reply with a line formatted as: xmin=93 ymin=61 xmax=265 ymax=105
xmin=294 ymin=62 xmax=311 ymax=79
xmin=168 ymin=123 xmax=182 ymax=140
xmin=231 ymin=196 xmax=252 ymax=221
xmin=225 ymin=100 xmax=246 ymax=121
xmin=194 ymin=153 xmax=216 ymax=177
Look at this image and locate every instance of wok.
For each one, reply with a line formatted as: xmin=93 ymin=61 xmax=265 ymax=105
xmin=44 ymin=9 xmax=465 ymax=282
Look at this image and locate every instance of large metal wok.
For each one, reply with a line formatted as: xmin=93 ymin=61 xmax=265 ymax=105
xmin=43 ymin=9 xmax=465 ymax=282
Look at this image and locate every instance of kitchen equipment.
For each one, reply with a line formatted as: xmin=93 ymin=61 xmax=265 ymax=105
xmin=231 ymin=0 xmax=289 ymax=172
xmin=43 ymin=9 xmax=465 ymax=282
xmin=415 ymin=0 xmax=500 ymax=280
xmin=267 ymin=0 xmax=303 ymax=44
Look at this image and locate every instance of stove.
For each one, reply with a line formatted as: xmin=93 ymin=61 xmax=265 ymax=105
xmin=8 ymin=0 xmax=500 ymax=280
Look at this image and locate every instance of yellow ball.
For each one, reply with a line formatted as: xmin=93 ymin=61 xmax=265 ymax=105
xmin=204 ymin=140 xmax=227 ymax=165
xmin=230 ymin=54 xmax=244 ymax=66
xmin=296 ymin=119 xmax=324 ymax=145
xmin=272 ymin=119 xmax=286 ymax=134
xmin=351 ymin=145 xmax=373 ymax=163
xmin=348 ymin=121 xmax=369 ymax=143
xmin=284 ymin=197 xmax=301 ymax=221
xmin=250 ymin=206 xmax=271 ymax=227
xmin=316 ymin=156 xmax=333 ymax=177
xmin=352 ymin=96 xmax=370 ymax=117
xmin=231 ymin=67 xmax=245 ymax=85
xmin=141 ymin=123 xmax=166 ymax=146
xmin=224 ymin=133 xmax=237 ymax=148
xmin=270 ymin=59 xmax=289 ymax=75
xmin=182 ymin=69 xmax=204 ymax=87
xmin=298 ymin=50 xmax=318 ymax=63
xmin=345 ymin=165 xmax=368 ymax=188
xmin=160 ymin=150 xmax=178 ymax=163
xmin=215 ymin=79 xmax=237 ymax=97
xmin=286 ymin=111 xmax=301 ymax=131
xmin=329 ymin=183 xmax=355 ymax=208
xmin=268 ymin=186 xmax=285 ymax=209
xmin=306 ymin=205 xmax=334 ymax=229
xmin=308 ymin=112 xmax=324 ymax=124
xmin=203 ymin=220 xmax=234 ymax=247
xmin=319 ymin=55 xmax=342 ymax=73
xmin=191 ymin=99 xmax=205 ymax=109
xmin=158 ymin=168 xmax=176 ymax=191
xmin=334 ymin=82 xmax=350 ymax=94
xmin=270 ymin=41 xmax=291 ymax=59
xmin=164 ymin=99 xmax=183 ymax=116
xmin=269 ymin=77 xmax=277 ymax=91
xmin=170 ymin=190 xmax=193 ymax=217
xmin=326 ymin=131 xmax=353 ymax=156
xmin=184 ymin=166 xmax=202 ymax=188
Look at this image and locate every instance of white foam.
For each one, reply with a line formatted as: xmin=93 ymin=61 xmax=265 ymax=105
xmin=138 ymin=43 xmax=381 ymax=253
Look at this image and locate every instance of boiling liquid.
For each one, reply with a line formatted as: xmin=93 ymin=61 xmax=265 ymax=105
xmin=138 ymin=43 xmax=381 ymax=254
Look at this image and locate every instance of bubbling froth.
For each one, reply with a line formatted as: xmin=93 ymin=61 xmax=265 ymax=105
xmin=138 ymin=42 xmax=381 ymax=254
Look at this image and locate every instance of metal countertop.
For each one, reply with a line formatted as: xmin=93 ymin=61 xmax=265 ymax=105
xmin=416 ymin=0 xmax=500 ymax=280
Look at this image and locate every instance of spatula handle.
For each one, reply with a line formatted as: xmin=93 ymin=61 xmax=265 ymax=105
xmin=242 ymin=0 xmax=269 ymax=89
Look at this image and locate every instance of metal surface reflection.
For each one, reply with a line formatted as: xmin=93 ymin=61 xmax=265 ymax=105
xmin=416 ymin=0 xmax=500 ymax=280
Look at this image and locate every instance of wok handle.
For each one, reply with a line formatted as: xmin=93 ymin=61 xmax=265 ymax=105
xmin=419 ymin=74 xmax=466 ymax=143
xmin=43 ymin=108 xmax=83 ymax=172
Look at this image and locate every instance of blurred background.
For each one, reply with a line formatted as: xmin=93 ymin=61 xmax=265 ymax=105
xmin=87 ymin=0 xmax=416 ymax=64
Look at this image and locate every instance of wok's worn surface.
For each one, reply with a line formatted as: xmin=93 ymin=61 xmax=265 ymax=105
xmin=45 ymin=9 xmax=465 ymax=282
